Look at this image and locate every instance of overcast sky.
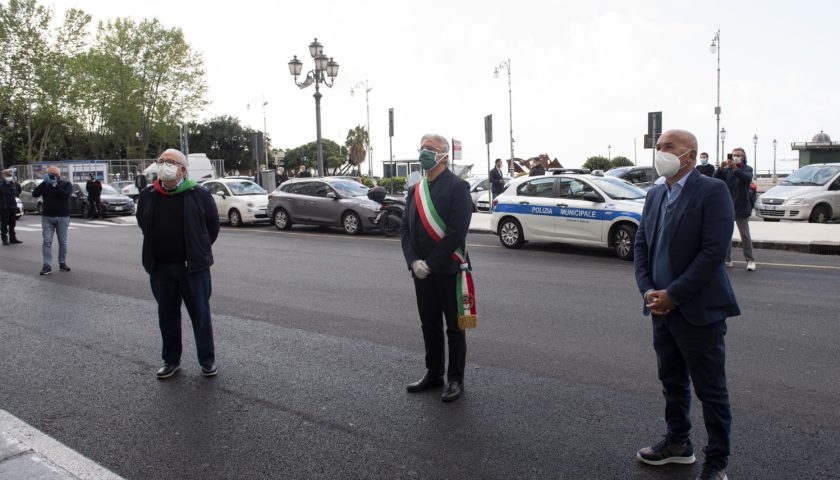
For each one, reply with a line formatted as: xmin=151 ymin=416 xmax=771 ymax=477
xmin=48 ymin=0 xmax=838 ymax=175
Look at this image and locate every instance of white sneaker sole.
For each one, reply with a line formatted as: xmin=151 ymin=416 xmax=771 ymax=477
xmin=636 ymin=452 xmax=696 ymax=465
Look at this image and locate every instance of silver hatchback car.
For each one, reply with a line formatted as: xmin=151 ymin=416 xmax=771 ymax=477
xmin=755 ymin=164 xmax=840 ymax=223
xmin=267 ymin=178 xmax=381 ymax=234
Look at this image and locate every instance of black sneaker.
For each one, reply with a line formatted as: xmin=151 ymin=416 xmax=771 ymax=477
xmin=39 ymin=265 xmax=52 ymax=276
xmin=201 ymin=363 xmax=218 ymax=377
xmin=156 ymin=363 xmax=180 ymax=379
xmin=59 ymin=263 xmax=71 ymax=272
xmin=696 ymin=463 xmax=727 ymax=480
xmin=637 ymin=438 xmax=696 ymax=466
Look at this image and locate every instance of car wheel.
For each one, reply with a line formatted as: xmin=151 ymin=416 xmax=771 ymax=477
xmin=808 ymin=204 xmax=831 ymax=224
xmin=342 ymin=211 xmax=363 ymax=235
xmin=763 ymin=218 xmax=780 ymax=222
xmin=498 ymin=218 xmax=524 ymax=249
xmin=36 ymin=202 xmax=43 ymax=215
xmin=228 ymin=209 xmax=243 ymax=227
xmin=273 ymin=208 xmax=292 ymax=230
xmin=612 ymin=224 xmax=636 ymax=261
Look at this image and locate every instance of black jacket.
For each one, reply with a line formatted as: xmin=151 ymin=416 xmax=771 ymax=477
xmin=136 ymin=184 xmax=220 ymax=274
xmin=32 ymin=180 xmax=72 ymax=216
xmin=400 ymin=169 xmax=472 ymax=275
xmin=714 ymin=163 xmax=754 ymax=218
xmin=529 ymin=164 xmax=546 ymax=176
xmin=0 ymin=181 xmax=21 ymax=210
xmin=86 ymin=180 xmax=103 ymax=198
xmin=489 ymin=167 xmax=505 ymax=195
xmin=696 ymin=163 xmax=715 ymax=177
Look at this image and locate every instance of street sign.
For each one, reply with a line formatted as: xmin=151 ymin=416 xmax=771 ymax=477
xmin=452 ymin=140 xmax=462 ymax=161
xmin=484 ymin=114 xmax=493 ymax=144
xmin=388 ymin=108 xmax=394 ymax=138
xmin=647 ymin=111 xmax=662 ymax=137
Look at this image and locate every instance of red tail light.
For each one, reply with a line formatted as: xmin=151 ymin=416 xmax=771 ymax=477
xmin=491 ymin=198 xmax=499 ymax=211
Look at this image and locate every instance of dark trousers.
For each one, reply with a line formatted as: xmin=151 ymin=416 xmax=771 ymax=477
xmin=88 ymin=196 xmax=101 ymax=219
xmin=653 ymin=312 xmax=731 ymax=469
xmin=0 ymin=208 xmax=16 ymax=241
xmin=413 ymin=273 xmax=466 ymax=382
xmin=149 ymin=263 xmax=215 ymax=367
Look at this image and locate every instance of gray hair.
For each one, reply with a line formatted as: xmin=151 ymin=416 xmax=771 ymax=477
xmin=420 ymin=133 xmax=450 ymax=153
xmin=159 ymin=148 xmax=188 ymax=168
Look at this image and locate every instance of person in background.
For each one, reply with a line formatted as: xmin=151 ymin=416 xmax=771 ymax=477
xmin=490 ymin=158 xmax=505 ymax=198
xmin=297 ymin=164 xmax=312 ymax=178
xmin=86 ymin=172 xmax=103 ymax=220
xmin=696 ymin=152 xmax=715 ymax=177
xmin=0 ymin=169 xmax=22 ymax=245
xmin=529 ymin=158 xmax=546 ymax=176
xmin=715 ymin=147 xmax=756 ymax=271
xmin=32 ymin=166 xmax=73 ymax=275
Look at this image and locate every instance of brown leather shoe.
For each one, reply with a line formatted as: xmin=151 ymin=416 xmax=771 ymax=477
xmin=406 ymin=373 xmax=445 ymax=393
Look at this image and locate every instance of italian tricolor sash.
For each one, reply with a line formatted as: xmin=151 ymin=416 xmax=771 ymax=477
xmin=415 ymin=177 xmax=478 ymax=329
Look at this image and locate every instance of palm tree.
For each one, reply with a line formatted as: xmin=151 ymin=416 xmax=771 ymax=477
xmin=345 ymin=125 xmax=368 ymax=171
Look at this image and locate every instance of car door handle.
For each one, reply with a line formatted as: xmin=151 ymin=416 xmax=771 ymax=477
xmin=519 ymin=201 xmax=530 ymax=205
xmin=555 ymin=203 xmax=568 ymax=207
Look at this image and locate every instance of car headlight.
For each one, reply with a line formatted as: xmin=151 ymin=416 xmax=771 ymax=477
xmin=785 ymin=197 xmax=809 ymax=206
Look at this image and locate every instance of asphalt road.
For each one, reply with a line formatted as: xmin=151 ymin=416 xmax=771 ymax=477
xmin=0 ymin=217 xmax=838 ymax=479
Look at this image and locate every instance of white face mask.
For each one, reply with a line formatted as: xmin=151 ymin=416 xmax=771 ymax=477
xmin=699 ymin=157 xmax=709 ymax=165
xmin=158 ymin=162 xmax=180 ymax=181
xmin=3 ymin=177 xmax=11 ymax=183
xmin=655 ymin=149 xmax=693 ymax=178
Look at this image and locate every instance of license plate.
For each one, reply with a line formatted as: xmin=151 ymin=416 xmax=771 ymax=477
xmin=114 ymin=206 xmax=123 ymax=211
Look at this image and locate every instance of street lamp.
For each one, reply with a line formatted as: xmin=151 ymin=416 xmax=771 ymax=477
xmin=247 ymin=99 xmax=269 ymax=170
xmin=710 ymin=29 xmax=721 ymax=166
xmin=494 ymin=59 xmax=515 ymax=177
xmin=720 ymin=128 xmax=727 ymax=160
xmin=608 ymin=144 xmax=612 ymax=162
xmin=772 ymin=138 xmax=778 ymax=178
xmin=288 ymin=38 xmax=339 ymax=177
xmin=0 ymin=119 xmax=15 ymax=171
xmin=752 ymin=134 xmax=758 ymax=175
xmin=350 ymin=80 xmax=372 ymax=177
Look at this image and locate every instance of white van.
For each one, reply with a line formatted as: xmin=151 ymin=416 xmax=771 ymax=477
xmin=124 ymin=153 xmax=217 ymax=199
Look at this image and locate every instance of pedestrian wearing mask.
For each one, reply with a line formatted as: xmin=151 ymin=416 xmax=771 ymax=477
xmin=32 ymin=166 xmax=73 ymax=274
xmin=634 ymin=129 xmax=739 ymax=480
xmin=715 ymin=148 xmax=756 ymax=271
xmin=0 ymin=169 xmax=22 ymax=245
xmin=400 ymin=133 xmax=476 ymax=403
xmin=696 ymin=152 xmax=715 ymax=177
xmin=85 ymin=173 xmax=103 ymax=220
xmin=136 ymin=149 xmax=220 ymax=379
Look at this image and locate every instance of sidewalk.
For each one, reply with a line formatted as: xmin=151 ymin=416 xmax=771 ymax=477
xmin=469 ymin=213 xmax=840 ymax=255
xmin=0 ymin=410 xmax=123 ymax=480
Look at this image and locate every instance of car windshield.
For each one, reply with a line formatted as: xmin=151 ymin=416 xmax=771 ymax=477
xmin=227 ymin=181 xmax=267 ymax=195
xmin=468 ymin=177 xmax=485 ymax=187
xmin=604 ymin=167 xmax=631 ymax=177
xmin=331 ymin=180 xmax=369 ymax=197
xmin=781 ymin=165 xmax=840 ymax=186
xmin=589 ymin=177 xmax=647 ymax=200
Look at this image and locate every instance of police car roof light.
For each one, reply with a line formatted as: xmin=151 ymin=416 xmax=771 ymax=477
xmin=549 ymin=168 xmax=591 ymax=175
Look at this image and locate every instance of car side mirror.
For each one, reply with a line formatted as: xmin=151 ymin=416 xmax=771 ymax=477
xmin=582 ymin=191 xmax=603 ymax=202
xmin=326 ymin=192 xmax=337 ymax=199
xmin=213 ymin=191 xmax=226 ymax=199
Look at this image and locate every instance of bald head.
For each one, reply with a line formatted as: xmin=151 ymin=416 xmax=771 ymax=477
xmin=46 ymin=166 xmax=60 ymax=176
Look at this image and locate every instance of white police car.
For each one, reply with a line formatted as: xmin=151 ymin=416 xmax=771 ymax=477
xmin=489 ymin=169 xmax=646 ymax=260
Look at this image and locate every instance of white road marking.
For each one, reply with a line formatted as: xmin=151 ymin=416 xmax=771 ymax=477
xmin=68 ymin=222 xmax=107 ymax=228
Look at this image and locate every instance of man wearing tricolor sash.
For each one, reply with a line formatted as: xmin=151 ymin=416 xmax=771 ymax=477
xmin=400 ymin=133 xmax=476 ymax=403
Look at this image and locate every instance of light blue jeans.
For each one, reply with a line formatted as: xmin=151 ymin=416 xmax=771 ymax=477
xmin=42 ymin=216 xmax=69 ymax=266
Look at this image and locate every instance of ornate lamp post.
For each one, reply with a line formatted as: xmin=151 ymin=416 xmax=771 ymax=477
xmin=350 ymin=80 xmax=372 ymax=177
xmin=710 ymin=29 xmax=722 ymax=166
xmin=0 ymin=119 xmax=15 ymax=171
xmin=288 ymin=38 xmax=339 ymax=177
xmin=720 ymin=127 xmax=727 ymax=160
xmin=494 ymin=59 xmax=515 ymax=177
xmin=753 ymin=134 xmax=758 ymax=175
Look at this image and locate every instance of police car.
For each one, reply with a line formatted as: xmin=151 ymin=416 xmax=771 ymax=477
xmin=489 ymin=169 xmax=646 ymax=260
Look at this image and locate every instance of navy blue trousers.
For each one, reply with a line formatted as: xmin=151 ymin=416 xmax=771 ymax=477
xmin=149 ymin=264 xmax=215 ymax=367
xmin=652 ymin=312 xmax=731 ymax=469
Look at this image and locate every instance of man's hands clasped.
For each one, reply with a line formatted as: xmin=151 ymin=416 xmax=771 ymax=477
xmin=411 ymin=260 xmax=431 ymax=279
xmin=645 ymin=289 xmax=676 ymax=316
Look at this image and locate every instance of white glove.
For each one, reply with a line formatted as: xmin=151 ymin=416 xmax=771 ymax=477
xmin=411 ymin=260 xmax=431 ymax=279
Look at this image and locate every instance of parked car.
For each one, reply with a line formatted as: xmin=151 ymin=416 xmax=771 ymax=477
xmin=755 ymin=163 xmax=840 ymax=223
xmin=15 ymin=196 xmax=23 ymax=219
xmin=267 ymin=177 xmax=380 ymax=235
xmin=19 ymin=179 xmax=43 ymax=213
xmin=70 ymin=182 xmax=135 ymax=217
xmin=110 ymin=180 xmax=134 ymax=193
xmin=201 ymin=178 xmax=270 ymax=226
xmin=605 ymin=166 xmax=657 ymax=190
xmin=490 ymin=172 xmax=646 ymax=260
xmin=466 ymin=177 xmax=491 ymax=211
xmin=475 ymin=180 xmax=512 ymax=212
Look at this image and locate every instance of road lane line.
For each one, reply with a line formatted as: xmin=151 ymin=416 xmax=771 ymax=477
xmin=68 ymin=223 xmax=106 ymax=228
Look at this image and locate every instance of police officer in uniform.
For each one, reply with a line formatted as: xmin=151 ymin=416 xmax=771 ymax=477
xmin=400 ymin=133 xmax=474 ymax=403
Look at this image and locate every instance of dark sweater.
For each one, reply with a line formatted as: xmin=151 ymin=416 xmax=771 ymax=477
xmin=150 ymin=193 xmax=186 ymax=263
xmin=32 ymin=180 xmax=73 ymax=216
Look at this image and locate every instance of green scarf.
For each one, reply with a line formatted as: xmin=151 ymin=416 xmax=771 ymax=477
xmin=154 ymin=178 xmax=197 ymax=196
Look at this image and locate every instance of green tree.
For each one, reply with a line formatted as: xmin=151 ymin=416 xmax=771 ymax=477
xmin=283 ymin=139 xmax=347 ymax=175
xmin=610 ymin=156 xmax=634 ymax=168
xmin=345 ymin=124 xmax=368 ymax=169
xmin=583 ymin=155 xmax=611 ymax=171
xmin=189 ymin=116 xmax=259 ymax=173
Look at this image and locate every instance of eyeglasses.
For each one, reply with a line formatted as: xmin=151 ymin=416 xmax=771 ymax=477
xmin=155 ymin=158 xmax=182 ymax=167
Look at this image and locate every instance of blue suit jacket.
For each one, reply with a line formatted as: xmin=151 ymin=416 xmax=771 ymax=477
xmin=634 ymin=170 xmax=741 ymax=325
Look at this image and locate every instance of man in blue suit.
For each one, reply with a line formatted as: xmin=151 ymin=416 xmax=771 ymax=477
xmin=633 ymin=129 xmax=740 ymax=480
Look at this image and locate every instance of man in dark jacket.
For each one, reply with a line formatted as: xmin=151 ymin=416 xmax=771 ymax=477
xmin=489 ymin=158 xmax=505 ymax=197
xmin=529 ymin=158 xmax=546 ymax=176
xmin=400 ymin=133 xmax=474 ymax=403
xmin=137 ymin=148 xmax=220 ymax=379
xmin=0 ymin=169 xmax=22 ymax=245
xmin=32 ymin=166 xmax=73 ymax=275
xmin=695 ymin=152 xmax=715 ymax=177
xmin=85 ymin=172 xmax=103 ymax=219
xmin=715 ymin=147 xmax=756 ymax=271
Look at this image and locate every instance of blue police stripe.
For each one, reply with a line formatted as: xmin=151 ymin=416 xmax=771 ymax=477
xmin=494 ymin=203 xmax=641 ymax=221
